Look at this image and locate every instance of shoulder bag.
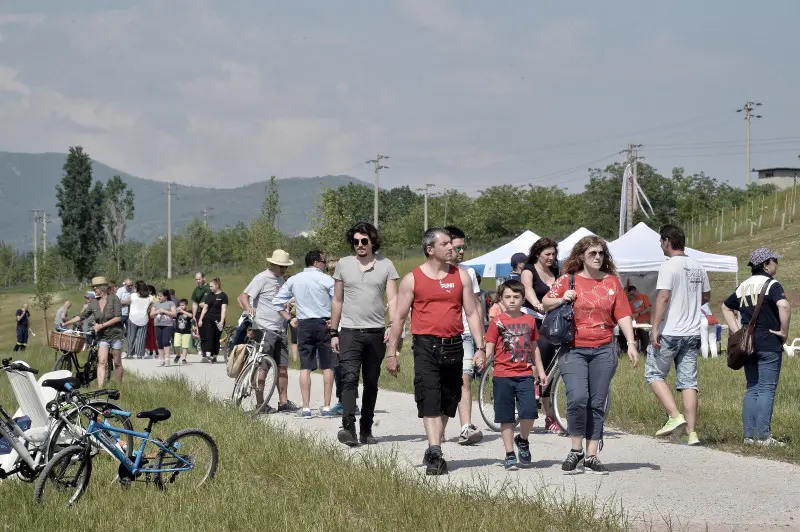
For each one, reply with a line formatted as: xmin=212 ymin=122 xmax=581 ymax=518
xmin=727 ymin=280 xmax=771 ymax=370
xmin=539 ymin=275 xmax=575 ymax=346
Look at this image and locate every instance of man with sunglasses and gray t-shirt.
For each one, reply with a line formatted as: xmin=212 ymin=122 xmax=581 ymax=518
xmin=331 ymin=222 xmax=399 ymax=446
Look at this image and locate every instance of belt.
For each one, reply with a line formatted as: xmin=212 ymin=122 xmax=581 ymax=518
xmin=413 ymin=334 xmax=462 ymax=345
xmin=341 ymin=327 xmax=385 ymax=333
xmin=298 ymin=317 xmax=331 ymax=321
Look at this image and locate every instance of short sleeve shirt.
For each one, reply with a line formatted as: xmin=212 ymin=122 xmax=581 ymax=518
xmin=79 ymin=295 xmax=124 ymax=341
xmin=459 ymin=265 xmax=480 ymax=332
xmin=724 ymin=275 xmax=786 ymax=352
xmin=204 ymin=292 xmax=228 ymax=322
xmin=154 ymin=300 xmax=176 ymax=327
xmin=16 ymin=309 xmax=29 ymax=329
xmin=630 ymin=293 xmax=652 ymax=323
xmin=55 ymin=306 xmax=68 ymax=328
xmin=548 ymin=274 xmax=631 ymax=348
xmin=244 ymin=269 xmax=287 ymax=331
xmin=333 ymin=255 xmax=400 ymax=329
xmin=656 ymin=255 xmax=711 ymax=336
xmin=116 ymin=287 xmax=131 ymax=316
xmin=175 ymin=310 xmax=193 ymax=334
xmin=485 ymin=313 xmax=539 ymax=377
xmin=191 ymin=284 xmax=212 ymax=314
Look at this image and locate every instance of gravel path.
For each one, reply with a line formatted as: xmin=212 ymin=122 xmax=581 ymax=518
xmin=126 ymin=356 xmax=800 ymax=531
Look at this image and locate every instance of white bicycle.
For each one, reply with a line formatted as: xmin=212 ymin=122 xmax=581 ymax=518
xmin=230 ymin=327 xmax=279 ymax=416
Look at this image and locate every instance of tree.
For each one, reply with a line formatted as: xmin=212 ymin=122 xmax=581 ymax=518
xmin=55 ymin=146 xmax=106 ymax=281
xmin=310 ymin=188 xmax=351 ymax=256
xmin=32 ymin=249 xmax=56 ymax=337
xmin=245 ymin=177 xmax=282 ymax=269
xmin=104 ymin=175 xmax=135 ymax=278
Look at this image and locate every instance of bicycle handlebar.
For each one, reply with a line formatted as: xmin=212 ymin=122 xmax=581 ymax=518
xmin=1 ymin=358 xmax=39 ymax=374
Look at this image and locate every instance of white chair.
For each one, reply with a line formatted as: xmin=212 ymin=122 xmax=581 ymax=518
xmin=0 ymin=362 xmax=72 ymax=479
xmin=784 ymin=339 xmax=800 ymax=357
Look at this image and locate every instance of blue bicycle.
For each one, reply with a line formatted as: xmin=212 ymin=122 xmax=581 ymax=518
xmin=33 ymin=377 xmax=218 ymax=506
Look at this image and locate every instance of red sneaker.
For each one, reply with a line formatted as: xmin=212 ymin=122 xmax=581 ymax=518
xmin=545 ymin=416 xmax=563 ymax=434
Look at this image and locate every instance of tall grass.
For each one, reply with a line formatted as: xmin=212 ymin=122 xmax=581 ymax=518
xmin=0 ymin=347 xmax=630 ymax=532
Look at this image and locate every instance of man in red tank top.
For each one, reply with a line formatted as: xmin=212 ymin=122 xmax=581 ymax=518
xmin=386 ymin=228 xmax=486 ymax=476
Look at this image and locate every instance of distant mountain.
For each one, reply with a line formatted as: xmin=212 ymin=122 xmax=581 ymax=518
xmin=0 ymin=151 xmax=368 ymax=250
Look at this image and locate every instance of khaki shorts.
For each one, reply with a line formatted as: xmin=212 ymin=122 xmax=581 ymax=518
xmin=173 ymin=333 xmax=192 ymax=350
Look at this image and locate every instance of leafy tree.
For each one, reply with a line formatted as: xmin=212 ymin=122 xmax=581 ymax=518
xmin=104 ymin=175 xmax=135 ymax=277
xmin=182 ymin=219 xmax=216 ymax=271
xmin=32 ymin=249 xmax=56 ymax=336
xmin=310 ymin=188 xmax=351 ymax=256
xmin=245 ymin=177 xmax=282 ymax=269
xmin=55 ymin=147 xmax=106 ymax=281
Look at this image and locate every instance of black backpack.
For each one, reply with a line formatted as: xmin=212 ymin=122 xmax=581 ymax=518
xmin=539 ymin=275 xmax=575 ymax=346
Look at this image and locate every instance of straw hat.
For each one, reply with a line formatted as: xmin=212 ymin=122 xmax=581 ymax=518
xmin=91 ymin=276 xmax=109 ymax=287
xmin=267 ymin=249 xmax=294 ymax=267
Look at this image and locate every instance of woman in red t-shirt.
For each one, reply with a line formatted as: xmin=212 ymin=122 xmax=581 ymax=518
xmin=543 ymin=236 xmax=639 ymax=475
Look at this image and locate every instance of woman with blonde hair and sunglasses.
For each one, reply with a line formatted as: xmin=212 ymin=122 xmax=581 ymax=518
xmin=543 ymin=236 xmax=639 ymax=475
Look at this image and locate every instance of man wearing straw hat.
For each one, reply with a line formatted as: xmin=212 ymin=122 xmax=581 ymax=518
xmin=238 ymin=249 xmax=299 ymax=413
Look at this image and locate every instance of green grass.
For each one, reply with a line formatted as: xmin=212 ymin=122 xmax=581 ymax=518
xmin=0 ymin=347 xmax=630 ymax=532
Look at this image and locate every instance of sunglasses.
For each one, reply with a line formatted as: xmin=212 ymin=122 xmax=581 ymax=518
xmin=454 ymin=246 xmax=465 ymax=252
xmin=352 ymin=238 xmax=370 ymax=246
xmin=586 ymin=251 xmax=605 ymax=258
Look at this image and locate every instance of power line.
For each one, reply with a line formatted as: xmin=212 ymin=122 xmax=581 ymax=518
xmin=737 ymin=100 xmax=763 ymax=185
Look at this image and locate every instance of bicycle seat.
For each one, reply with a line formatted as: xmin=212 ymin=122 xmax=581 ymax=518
xmin=41 ymin=376 xmax=81 ymax=392
xmin=136 ymin=408 xmax=171 ymax=422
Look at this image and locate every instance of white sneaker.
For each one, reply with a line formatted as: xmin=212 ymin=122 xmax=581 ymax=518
xmin=755 ymin=437 xmax=786 ymax=447
xmin=458 ymin=424 xmax=483 ymax=445
xmin=158 ymin=361 xmax=165 ymax=367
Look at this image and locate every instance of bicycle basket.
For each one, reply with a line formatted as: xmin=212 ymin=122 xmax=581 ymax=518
xmin=50 ymin=331 xmax=85 ymax=353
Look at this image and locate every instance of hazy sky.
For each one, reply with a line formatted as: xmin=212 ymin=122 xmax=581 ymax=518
xmin=1 ymin=1 xmax=799 ymax=193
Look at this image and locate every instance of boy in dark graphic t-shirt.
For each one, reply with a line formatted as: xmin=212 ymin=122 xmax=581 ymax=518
xmin=485 ymin=280 xmax=547 ymax=471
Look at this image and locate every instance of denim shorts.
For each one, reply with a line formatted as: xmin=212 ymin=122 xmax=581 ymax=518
xmin=461 ymin=333 xmax=476 ymax=375
xmin=645 ymin=335 xmax=701 ymax=390
xmin=98 ymin=339 xmax=124 ymax=351
xmin=493 ymin=375 xmax=537 ymax=423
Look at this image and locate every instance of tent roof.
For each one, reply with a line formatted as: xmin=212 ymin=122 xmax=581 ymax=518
xmin=558 ymin=227 xmax=596 ymax=260
xmin=608 ymin=222 xmax=738 ymax=273
xmin=462 ymin=230 xmax=540 ymax=277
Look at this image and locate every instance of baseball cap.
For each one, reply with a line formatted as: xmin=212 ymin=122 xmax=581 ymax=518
xmin=85 ymin=291 xmax=96 ymax=299
xmin=748 ymin=248 xmax=783 ymax=267
xmin=510 ymin=252 xmax=527 ymax=267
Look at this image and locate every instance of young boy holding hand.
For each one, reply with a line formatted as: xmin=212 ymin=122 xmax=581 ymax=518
xmin=484 ymin=280 xmax=547 ymax=470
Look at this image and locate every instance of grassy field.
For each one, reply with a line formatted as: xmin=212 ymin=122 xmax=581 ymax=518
xmin=0 ymin=348 xmax=629 ymax=532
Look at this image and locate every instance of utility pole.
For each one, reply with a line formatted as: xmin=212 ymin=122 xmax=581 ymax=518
xmin=167 ymin=183 xmax=173 ymax=279
xmin=366 ymin=153 xmax=389 ymax=228
xmin=30 ymin=209 xmax=42 ymax=283
xmin=201 ymin=206 xmax=214 ymax=227
xmin=42 ymin=212 xmax=47 ymax=254
xmin=418 ymin=184 xmax=435 ymax=230
xmin=737 ymin=101 xmax=762 ymax=185
xmin=623 ymin=144 xmax=644 ymax=232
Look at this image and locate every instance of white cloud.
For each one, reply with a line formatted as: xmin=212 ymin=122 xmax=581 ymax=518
xmin=0 ymin=13 xmax=44 ymax=26
xmin=395 ymin=0 xmax=492 ymax=50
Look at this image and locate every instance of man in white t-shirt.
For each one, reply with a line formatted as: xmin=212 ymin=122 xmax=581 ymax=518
xmin=445 ymin=226 xmax=485 ymax=446
xmin=646 ymin=224 xmax=711 ymax=446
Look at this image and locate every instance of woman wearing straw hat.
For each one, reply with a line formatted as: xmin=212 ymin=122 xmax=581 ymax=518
xmin=63 ymin=276 xmax=125 ymax=386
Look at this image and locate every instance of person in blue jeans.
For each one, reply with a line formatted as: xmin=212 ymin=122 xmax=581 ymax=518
xmin=721 ymin=248 xmax=791 ymax=447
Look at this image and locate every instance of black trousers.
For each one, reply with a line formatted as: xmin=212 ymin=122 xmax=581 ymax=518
xmin=339 ymin=328 xmax=385 ymax=433
xmin=201 ymin=318 xmax=222 ymax=357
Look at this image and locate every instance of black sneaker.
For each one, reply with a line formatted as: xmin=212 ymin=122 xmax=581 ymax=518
xmin=359 ymin=433 xmax=378 ymax=445
xmin=584 ymin=455 xmax=608 ymax=475
xmin=514 ymin=435 xmax=532 ymax=466
xmin=425 ymin=448 xmax=448 ymax=476
xmin=562 ymin=450 xmax=585 ymax=475
xmin=278 ymin=400 xmax=300 ymax=413
xmin=173 ymin=355 xmax=181 ymax=364
xmin=337 ymin=427 xmax=359 ymax=447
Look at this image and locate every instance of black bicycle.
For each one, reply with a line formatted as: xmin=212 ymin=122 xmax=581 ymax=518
xmin=52 ymin=331 xmax=114 ymax=387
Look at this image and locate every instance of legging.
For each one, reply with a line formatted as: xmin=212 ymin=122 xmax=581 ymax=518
xmin=126 ymin=322 xmax=148 ymax=357
xmin=201 ymin=319 xmax=223 ymax=357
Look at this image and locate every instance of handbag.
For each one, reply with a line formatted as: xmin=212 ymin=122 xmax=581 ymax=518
xmin=539 ymin=275 xmax=575 ymax=346
xmin=727 ymin=280 xmax=770 ymax=370
xmin=436 ymin=339 xmax=464 ymax=367
xmin=226 ymin=344 xmax=249 ymax=378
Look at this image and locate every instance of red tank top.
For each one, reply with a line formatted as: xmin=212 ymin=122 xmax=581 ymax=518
xmin=411 ymin=265 xmax=464 ymax=337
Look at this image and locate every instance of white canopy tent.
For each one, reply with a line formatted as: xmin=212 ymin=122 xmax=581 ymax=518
xmin=557 ymin=227 xmax=596 ymax=261
xmin=608 ymin=222 xmax=738 ymax=274
xmin=462 ymin=230 xmax=540 ymax=278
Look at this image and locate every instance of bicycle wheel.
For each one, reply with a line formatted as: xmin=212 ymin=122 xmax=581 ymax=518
xmin=52 ymin=352 xmax=75 ymax=374
xmin=252 ymin=356 xmax=278 ymax=416
xmin=34 ymin=444 xmax=93 ymax=506
xmin=231 ymin=357 xmax=257 ymax=412
xmin=220 ymin=328 xmax=236 ymax=363
xmin=478 ymin=362 xmax=500 ymax=432
xmin=47 ymin=401 xmax=134 ymax=461
xmin=154 ymin=428 xmax=218 ymax=490
xmin=551 ymin=367 xmax=568 ymax=433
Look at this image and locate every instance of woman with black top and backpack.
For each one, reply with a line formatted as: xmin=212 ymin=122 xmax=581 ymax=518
xmin=721 ymin=248 xmax=791 ymax=447
xmin=520 ymin=237 xmax=561 ymax=433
